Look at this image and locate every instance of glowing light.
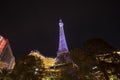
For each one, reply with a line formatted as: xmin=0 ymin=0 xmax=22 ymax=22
xmin=92 ymin=66 xmax=97 ymax=70
xmin=0 ymin=36 xmax=3 ymax=42
xmin=117 ymin=51 xmax=120 ymax=54
xmin=35 ymin=68 xmax=39 ymax=71
xmin=34 ymin=68 xmax=39 ymax=74
xmin=0 ymin=39 xmax=7 ymax=54
xmin=59 ymin=19 xmax=64 ymax=27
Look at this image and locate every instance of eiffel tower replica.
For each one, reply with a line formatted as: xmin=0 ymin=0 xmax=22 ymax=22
xmin=56 ymin=19 xmax=73 ymax=64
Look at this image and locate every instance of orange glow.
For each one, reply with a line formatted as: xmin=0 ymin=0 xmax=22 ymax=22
xmin=29 ymin=51 xmax=56 ymax=68
xmin=0 ymin=39 xmax=7 ymax=54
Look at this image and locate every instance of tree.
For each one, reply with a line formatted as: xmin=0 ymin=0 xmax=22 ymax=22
xmin=97 ymin=52 xmax=120 ymax=80
xmin=69 ymin=48 xmax=96 ymax=80
xmin=60 ymin=68 xmax=77 ymax=80
xmin=79 ymin=38 xmax=118 ymax=79
xmin=80 ymin=38 xmax=116 ymax=55
xmin=11 ymin=53 xmax=45 ymax=80
xmin=0 ymin=68 xmax=12 ymax=80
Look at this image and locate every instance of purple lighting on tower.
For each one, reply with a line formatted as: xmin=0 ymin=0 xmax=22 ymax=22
xmin=56 ymin=19 xmax=71 ymax=64
xmin=58 ymin=19 xmax=69 ymax=53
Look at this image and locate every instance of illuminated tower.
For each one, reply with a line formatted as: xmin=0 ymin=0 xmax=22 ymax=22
xmin=56 ymin=19 xmax=72 ymax=64
xmin=0 ymin=35 xmax=15 ymax=69
xmin=58 ymin=19 xmax=69 ymax=53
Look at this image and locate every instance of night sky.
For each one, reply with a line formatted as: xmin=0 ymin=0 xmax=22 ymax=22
xmin=0 ymin=1 xmax=119 ymax=58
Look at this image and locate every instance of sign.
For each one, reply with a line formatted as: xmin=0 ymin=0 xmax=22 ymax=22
xmin=0 ymin=39 xmax=7 ymax=55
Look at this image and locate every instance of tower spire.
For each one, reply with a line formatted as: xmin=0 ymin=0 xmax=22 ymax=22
xmin=58 ymin=19 xmax=69 ymax=53
xmin=59 ymin=19 xmax=64 ymax=27
xmin=56 ymin=19 xmax=71 ymax=64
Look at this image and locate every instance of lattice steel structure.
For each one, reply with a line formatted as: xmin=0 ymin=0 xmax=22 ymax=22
xmin=56 ymin=19 xmax=73 ymax=64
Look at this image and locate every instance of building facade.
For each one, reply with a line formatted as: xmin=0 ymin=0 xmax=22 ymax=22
xmin=0 ymin=35 xmax=15 ymax=69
